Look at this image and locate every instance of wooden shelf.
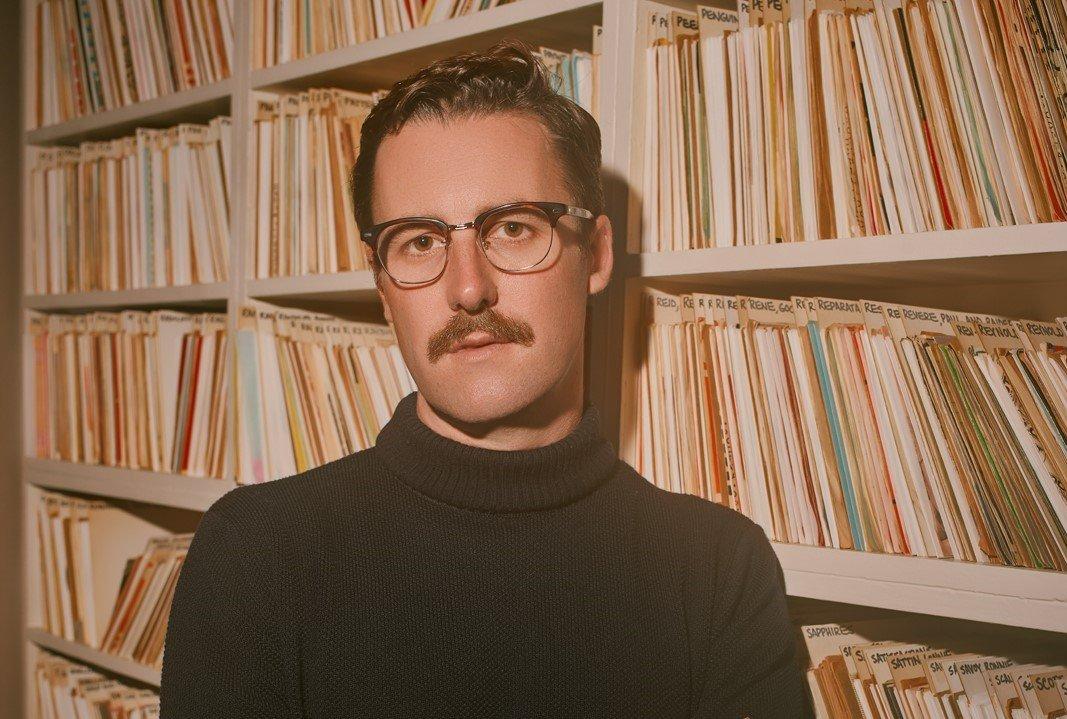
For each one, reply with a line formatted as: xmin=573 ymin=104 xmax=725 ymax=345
xmin=23 ymin=283 xmax=229 ymax=311
xmin=774 ymin=543 xmax=1067 ymax=633
xmin=26 ymin=628 xmax=161 ymax=687
xmin=247 ymin=271 xmax=380 ymax=303
xmin=24 ymin=458 xmax=235 ymax=512
xmin=251 ymin=0 xmax=601 ymax=91
xmin=26 ymin=79 xmax=234 ymax=146
xmin=631 ymin=222 xmax=1067 ymax=292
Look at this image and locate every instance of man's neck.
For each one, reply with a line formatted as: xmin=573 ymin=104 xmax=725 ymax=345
xmin=414 ymin=364 xmax=585 ymax=452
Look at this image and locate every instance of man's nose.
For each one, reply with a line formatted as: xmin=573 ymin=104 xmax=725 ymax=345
xmin=442 ymin=227 xmax=499 ymax=314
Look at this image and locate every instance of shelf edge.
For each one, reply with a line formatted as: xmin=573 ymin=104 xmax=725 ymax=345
xmin=23 ymin=458 xmax=235 ymax=512
xmin=774 ymin=542 xmax=1067 ymax=633
xmin=251 ymin=0 xmax=601 ymax=89
xmin=634 ymin=222 xmax=1067 ymax=279
xmin=23 ymin=283 xmax=230 ymax=311
xmin=26 ymin=628 xmax=162 ymax=687
xmin=26 ymin=79 xmax=235 ymax=145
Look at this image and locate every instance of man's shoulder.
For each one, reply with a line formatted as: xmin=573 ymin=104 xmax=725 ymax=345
xmin=623 ymin=463 xmax=762 ymax=533
xmin=619 ymin=463 xmax=769 ymax=557
xmin=204 ymin=447 xmax=386 ymax=534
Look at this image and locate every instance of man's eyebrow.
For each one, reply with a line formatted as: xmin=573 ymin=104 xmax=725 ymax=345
xmin=405 ymin=200 xmax=527 ymax=219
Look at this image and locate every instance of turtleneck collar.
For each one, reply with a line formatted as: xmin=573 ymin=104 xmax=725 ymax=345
xmin=373 ymin=391 xmax=620 ymax=513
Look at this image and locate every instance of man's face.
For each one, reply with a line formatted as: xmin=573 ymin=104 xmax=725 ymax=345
xmin=369 ymin=112 xmax=611 ymax=425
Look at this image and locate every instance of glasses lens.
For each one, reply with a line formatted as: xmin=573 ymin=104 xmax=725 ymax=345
xmin=379 ymin=221 xmax=448 ymax=283
xmin=480 ymin=205 xmax=554 ymax=271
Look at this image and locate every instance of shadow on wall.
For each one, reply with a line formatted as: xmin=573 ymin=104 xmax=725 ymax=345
xmin=1 ymin=1 xmax=23 ymax=716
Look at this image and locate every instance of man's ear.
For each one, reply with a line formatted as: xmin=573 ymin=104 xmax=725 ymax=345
xmin=586 ymin=214 xmax=614 ymax=298
xmin=381 ymin=290 xmax=393 ymax=324
xmin=374 ymin=271 xmax=394 ymax=325
xmin=362 ymin=242 xmax=377 ymax=270
xmin=364 ymin=243 xmax=394 ymax=324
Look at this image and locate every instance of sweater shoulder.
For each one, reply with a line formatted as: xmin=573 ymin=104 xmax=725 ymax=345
xmin=618 ymin=462 xmax=764 ymax=540
xmin=203 ymin=447 xmax=388 ymax=536
xmin=616 ymin=466 xmax=789 ymax=645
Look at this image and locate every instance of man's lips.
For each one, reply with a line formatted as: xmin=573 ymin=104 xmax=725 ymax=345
xmin=450 ymin=331 xmax=507 ymax=353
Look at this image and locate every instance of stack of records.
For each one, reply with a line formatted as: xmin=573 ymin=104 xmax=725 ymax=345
xmin=635 ymin=0 xmax=1067 ymax=251
xmin=534 ymin=37 xmax=600 ymax=118
xmin=801 ymin=620 xmax=1067 ymax=718
xmin=28 ymin=310 xmax=231 ymax=480
xmin=250 ymin=88 xmax=384 ymax=278
xmin=32 ymin=0 xmax=234 ymax=127
xmin=29 ymin=116 xmax=232 ymax=293
xmin=34 ymin=490 xmax=182 ymax=655
xmin=236 ymin=300 xmax=415 ymax=484
xmin=253 ymin=0 xmax=519 ymax=68
xmin=100 ymin=534 xmax=193 ymax=668
xmin=629 ymin=287 xmax=1067 ymax=569
xmin=34 ymin=651 xmax=159 ymax=718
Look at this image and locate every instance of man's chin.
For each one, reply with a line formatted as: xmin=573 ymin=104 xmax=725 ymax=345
xmin=420 ymin=382 xmax=534 ymax=427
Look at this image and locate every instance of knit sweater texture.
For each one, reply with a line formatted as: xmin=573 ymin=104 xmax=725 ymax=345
xmin=160 ymin=390 xmax=812 ymax=718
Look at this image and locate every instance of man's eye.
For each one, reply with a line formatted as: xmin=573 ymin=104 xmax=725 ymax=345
xmin=488 ymin=221 xmax=532 ymax=241
xmin=405 ymin=235 xmax=438 ymax=252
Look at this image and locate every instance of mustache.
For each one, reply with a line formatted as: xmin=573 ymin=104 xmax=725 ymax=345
xmin=426 ymin=307 xmax=535 ymax=363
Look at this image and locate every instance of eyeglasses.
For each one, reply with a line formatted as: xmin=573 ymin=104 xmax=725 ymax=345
xmin=360 ymin=201 xmax=595 ymax=285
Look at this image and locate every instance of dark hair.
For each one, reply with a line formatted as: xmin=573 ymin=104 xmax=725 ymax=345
xmin=348 ymin=39 xmax=603 ymax=272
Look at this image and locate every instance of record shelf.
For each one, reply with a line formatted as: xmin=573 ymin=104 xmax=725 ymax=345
xmin=245 ymin=270 xmax=380 ymax=304
xmin=22 ymin=459 xmax=234 ymax=514
xmin=24 ymin=79 xmax=235 ymax=146
xmin=16 ymin=0 xmax=1067 ymax=713
xmin=25 ymin=628 xmax=162 ymax=688
xmin=23 ymin=283 xmax=230 ymax=312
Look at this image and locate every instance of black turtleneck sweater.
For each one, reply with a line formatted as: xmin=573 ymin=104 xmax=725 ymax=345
xmin=160 ymin=391 xmax=811 ymax=718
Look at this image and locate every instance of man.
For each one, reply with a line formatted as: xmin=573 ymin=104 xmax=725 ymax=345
xmin=161 ymin=40 xmax=811 ymax=718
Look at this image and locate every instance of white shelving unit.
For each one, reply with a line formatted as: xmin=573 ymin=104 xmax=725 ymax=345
xmin=16 ymin=0 xmax=1067 ymax=714
xmin=595 ymin=0 xmax=1067 ymax=664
